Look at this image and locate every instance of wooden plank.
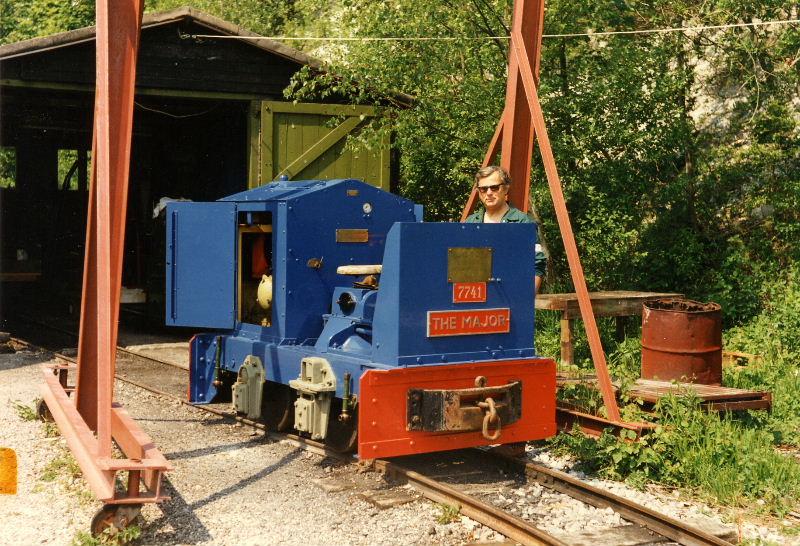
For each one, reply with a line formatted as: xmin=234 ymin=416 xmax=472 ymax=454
xmin=266 ymin=101 xmax=376 ymax=117
xmin=560 ymin=316 xmax=574 ymax=366
xmin=705 ymin=398 xmax=772 ymax=411
xmin=535 ymin=291 xmax=682 ymax=317
xmin=247 ymin=100 xmax=260 ymax=187
xmin=283 ymin=112 xmax=303 ymax=178
xmin=278 ymin=116 xmax=363 ymax=180
xmin=563 ymin=298 xmax=648 ymax=319
xmin=260 ymin=102 xmax=274 ymax=181
xmin=0 ymin=272 xmax=41 ymax=282
xmin=259 ymin=100 xmax=388 ymax=188
xmin=630 ymin=379 xmax=772 ymax=402
xmin=379 ymin=130 xmax=391 ymax=191
xmin=1 ymin=78 xmax=276 ymax=101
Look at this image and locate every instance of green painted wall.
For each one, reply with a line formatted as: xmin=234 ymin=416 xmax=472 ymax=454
xmin=252 ymin=101 xmax=390 ymax=191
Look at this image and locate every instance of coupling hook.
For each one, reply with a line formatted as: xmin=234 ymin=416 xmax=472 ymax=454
xmin=477 ymin=397 xmax=502 ymax=441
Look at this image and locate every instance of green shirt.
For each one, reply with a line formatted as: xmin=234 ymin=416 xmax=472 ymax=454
xmin=465 ymin=206 xmax=547 ymax=277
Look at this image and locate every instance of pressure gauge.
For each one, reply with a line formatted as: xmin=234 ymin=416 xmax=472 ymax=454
xmin=362 ymin=202 xmax=373 ymax=214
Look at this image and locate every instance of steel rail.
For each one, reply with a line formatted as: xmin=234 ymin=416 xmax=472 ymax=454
xmin=90 ymin=346 xmax=729 ymax=546
xmin=10 ymin=336 xmax=731 ymax=545
xmin=17 ymin=336 xmax=564 ymax=544
xmin=10 ymin=317 xmax=188 ymax=371
xmin=486 ymin=449 xmax=734 ymax=546
xmin=374 ymin=458 xmax=567 ymax=546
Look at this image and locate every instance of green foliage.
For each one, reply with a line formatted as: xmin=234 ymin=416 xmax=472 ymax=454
xmin=0 ymin=147 xmax=16 ymax=189
xmin=0 ymin=0 xmax=293 ymax=45
xmin=146 ymin=0 xmax=293 ymax=37
xmin=284 ymin=0 xmax=799 ymax=328
xmin=41 ymin=452 xmax=82 ymax=483
xmin=723 ymin=266 xmax=800 ymax=445
xmin=0 ymin=0 xmax=93 ymax=44
xmin=72 ymin=525 xmax=141 ymax=546
xmin=286 ymin=0 xmax=511 ymax=220
xmin=4 ymin=0 xmax=795 ymax=326
xmin=551 ymin=394 xmax=800 ymax=515
xmin=435 ymin=503 xmax=461 ymax=524
xmin=11 ymin=399 xmax=37 ymax=421
xmin=724 ymin=265 xmax=800 ymax=359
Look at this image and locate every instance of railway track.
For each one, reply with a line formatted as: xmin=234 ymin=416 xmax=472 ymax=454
xmin=9 ymin=334 xmax=734 ymax=546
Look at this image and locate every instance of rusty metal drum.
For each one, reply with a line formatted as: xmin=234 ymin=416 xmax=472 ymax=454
xmin=641 ymin=298 xmax=722 ymax=385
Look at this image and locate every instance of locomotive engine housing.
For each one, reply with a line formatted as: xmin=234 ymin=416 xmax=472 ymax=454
xmin=166 ymin=179 xmax=556 ymax=457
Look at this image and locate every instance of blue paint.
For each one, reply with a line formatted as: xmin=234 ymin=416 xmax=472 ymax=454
xmin=168 ymin=179 xmax=540 ymax=405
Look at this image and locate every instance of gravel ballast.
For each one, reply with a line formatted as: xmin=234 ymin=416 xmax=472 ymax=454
xmin=1 ymin=344 xmax=798 ymax=545
xmin=0 ymin=347 xmax=481 ymax=545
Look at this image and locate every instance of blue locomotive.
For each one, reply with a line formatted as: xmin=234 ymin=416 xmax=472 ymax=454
xmin=166 ymin=179 xmax=555 ymax=458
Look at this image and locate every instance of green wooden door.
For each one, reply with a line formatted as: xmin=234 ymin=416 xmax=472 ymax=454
xmin=252 ymin=101 xmax=390 ymax=191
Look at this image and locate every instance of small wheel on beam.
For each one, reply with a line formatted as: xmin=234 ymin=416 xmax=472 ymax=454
xmin=36 ymin=399 xmax=53 ymax=423
xmin=90 ymin=504 xmax=142 ymax=537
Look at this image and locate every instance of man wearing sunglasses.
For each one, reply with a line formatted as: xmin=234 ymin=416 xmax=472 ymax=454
xmin=465 ymin=166 xmax=547 ymax=293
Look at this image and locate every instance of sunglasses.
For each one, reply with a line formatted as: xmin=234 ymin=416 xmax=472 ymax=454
xmin=477 ymin=183 xmax=507 ymax=194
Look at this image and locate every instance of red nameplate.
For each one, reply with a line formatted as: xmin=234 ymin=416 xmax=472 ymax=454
xmin=427 ymin=308 xmax=510 ymax=337
xmin=452 ymin=282 xmax=487 ymax=303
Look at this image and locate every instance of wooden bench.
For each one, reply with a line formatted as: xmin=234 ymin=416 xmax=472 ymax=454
xmin=535 ymin=291 xmax=682 ymax=365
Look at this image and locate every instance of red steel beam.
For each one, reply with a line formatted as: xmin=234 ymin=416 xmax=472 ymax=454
xmin=461 ymin=0 xmax=543 ymax=219
xmin=461 ymin=0 xmax=622 ymax=421
xmin=501 ymin=0 xmax=544 ymax=213
xmin=511 ymin=30 xmax=620 ymax=421
xmin=41 ymin=368 xmax=172 ymax=503
xmin=41 ymin=0 xmax=173 ymax=507
xmin=460 ymin=116 xmax=504 ymax=221
xmin=75 ymin=0 xmax=144 ymax=453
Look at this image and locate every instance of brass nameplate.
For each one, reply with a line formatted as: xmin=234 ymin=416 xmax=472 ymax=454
xmin=447 ymin=247 xmax=492 ymax=283
xmin=347 ymin=189 xmax=359 ymax=196
xmin=336 ymin=229 xmax=369 ymax=243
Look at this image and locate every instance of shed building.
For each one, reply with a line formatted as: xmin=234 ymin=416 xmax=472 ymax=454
xmin=0 ymin=7 xmax=394 ymax=327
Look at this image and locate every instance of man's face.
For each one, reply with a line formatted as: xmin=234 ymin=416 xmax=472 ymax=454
xmin=476 ymin=171 xmax=509 ymax=213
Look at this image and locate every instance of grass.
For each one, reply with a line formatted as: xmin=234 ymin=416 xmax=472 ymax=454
xmin=551 ymin=393 xmax=800 ymax=516
xmin=72 ymin=525 xmax=141 ymax=546
xmin=38 ymin=440 xmax=95 ymax=504
xmin=543 ymin=271 xmax=800 ymax=518
xmin=435 ymin=503 xmax=461 ymax=524
xmin=41 ymin=452 xmax=82 ymax=482
xmin=10 ymin=398 xmax=144 ymax=542
xmin=11 ymin=399 xmax=38 ymax=421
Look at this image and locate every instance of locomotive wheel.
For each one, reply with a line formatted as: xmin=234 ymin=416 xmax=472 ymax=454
xmin=90 ymin=504 xmax=142 ymax=537
xmin=36 ymin=399 xmax=53 ymax=422
xmin=262 ymin=381 xmax=295 ymax=432
xmin=325 ymin=399 xmax=358 ymax=453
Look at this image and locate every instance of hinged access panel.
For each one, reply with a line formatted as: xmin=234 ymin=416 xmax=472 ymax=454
xmin=166 ymin=201 xmax=237 ymax=329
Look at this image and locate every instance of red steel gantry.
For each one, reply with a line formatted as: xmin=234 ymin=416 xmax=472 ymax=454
xmin=39 ymin=0 xmax=623 ymax=533
xmin=39 ymin=0 xmax=171 ymax=533
xmin=461 ymin=0 xmax=622 ymax=422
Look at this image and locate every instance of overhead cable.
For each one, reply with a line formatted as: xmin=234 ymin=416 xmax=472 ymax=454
xmin=186 ymin=18 xmax=800 ymax=42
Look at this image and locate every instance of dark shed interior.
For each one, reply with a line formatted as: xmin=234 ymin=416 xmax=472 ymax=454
xmin=0 ymin=8 xmax=323 ymax=330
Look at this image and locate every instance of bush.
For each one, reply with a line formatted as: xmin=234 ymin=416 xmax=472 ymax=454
xmin=551 ymin=394 xmax=800 ymax=515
